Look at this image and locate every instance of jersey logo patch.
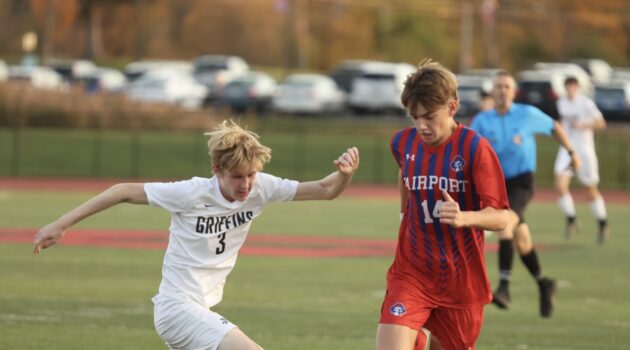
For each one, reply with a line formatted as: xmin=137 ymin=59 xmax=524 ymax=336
xmin=450 ymin=155 xmax=466 ymax=172
xmin=389 ymin=302 xmax=406 ymax=317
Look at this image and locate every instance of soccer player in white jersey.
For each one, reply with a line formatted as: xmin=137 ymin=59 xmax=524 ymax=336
xmin=33 ymin=120 xmax=360 ymax=350
xmin=554 ymin=77 xmax=608 ymax=243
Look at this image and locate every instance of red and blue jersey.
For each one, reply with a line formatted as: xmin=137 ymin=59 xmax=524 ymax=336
xmin=388 ymin=123 xmax=508 ymax=308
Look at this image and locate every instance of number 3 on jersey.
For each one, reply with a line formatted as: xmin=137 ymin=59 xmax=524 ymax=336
xmin=216 ymin=232 xmax=226 ymax=254
xmin=420 ymin=200 xmax=444 ymax=223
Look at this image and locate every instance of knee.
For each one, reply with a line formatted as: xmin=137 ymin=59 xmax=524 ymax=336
xmin=515 ymin=239 xmax=532 ymax=254
xmin=587 ymin=186 xmax=601 ymax=200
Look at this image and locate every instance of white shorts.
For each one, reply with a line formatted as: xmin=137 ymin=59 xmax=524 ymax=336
xmin=154 ymin=297 xmax=237 ymax=350
xmin=554 ymin=147 xmax=600 ymax=186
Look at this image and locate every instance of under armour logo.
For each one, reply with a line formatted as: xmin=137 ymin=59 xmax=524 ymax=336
xmin=406 ymin=153 xmax=416 ymax=161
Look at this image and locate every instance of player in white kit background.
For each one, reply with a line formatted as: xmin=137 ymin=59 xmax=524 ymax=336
xmin=33 ymin=119 xmax=360 ymax=350
xmin=554 ymin=77 xmax=609 ymax=243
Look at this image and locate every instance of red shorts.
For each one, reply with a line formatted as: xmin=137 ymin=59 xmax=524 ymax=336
xmin=379 ymin=288 xmax=484 ymax=350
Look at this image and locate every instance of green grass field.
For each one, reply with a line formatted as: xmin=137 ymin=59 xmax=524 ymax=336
xmin=1 ymin=189 xmax=629 ymax=349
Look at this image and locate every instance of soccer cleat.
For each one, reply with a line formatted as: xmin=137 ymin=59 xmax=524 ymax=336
xmin=564 ymin=217 xmax=577 ymax=239
xmin=539 ymin=278 xmax=557 ymax=318
xmin=597 ymin=224 xmax=609 ymax=244
xmin=491 ymin=286 xmax=510 ymax=309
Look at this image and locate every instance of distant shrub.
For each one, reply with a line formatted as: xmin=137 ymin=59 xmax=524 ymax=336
xmin=0 ymin=82 xmax=222 ymax=130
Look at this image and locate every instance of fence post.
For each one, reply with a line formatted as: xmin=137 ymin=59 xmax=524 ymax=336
xmin=619 ymin=142 xmax=628 ymax=190
xmin=294 ymin=121 xmax=305 ymax=179
xmin=197 ymin=130 xmax=206 ymax=176
xmin=92 ymin=104 xmax=102 ymax=177
xmin=11 ymin=118 xmax=21 ymax=176
xmin=130 ymin=119 xmax=141 ymax=178
xmin=11 ymin=87 xmax=27 ymax=176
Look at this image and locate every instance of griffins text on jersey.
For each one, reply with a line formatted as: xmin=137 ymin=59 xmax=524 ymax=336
xmin=195 ymin=211 xmax=254 ymax=234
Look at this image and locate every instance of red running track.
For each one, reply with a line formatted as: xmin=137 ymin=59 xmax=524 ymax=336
xmin=0 ymin=227 xmax=519 ymax=258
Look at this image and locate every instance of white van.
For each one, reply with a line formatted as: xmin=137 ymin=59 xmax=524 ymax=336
xmin=456 ymin=74 xmax=494 ymax=118
xmin=570 ymin=58 xmax=612 ymax=84
xmin=192 ymin=55 xmax=249 ymax=100
xmin=123 ymin=60 xmax=193 ymax=82
xmin=533 ymin=62 xmax=593 ymax=96
xmin=347 ymin=62 xmax=415 ymax=115
xmin=9 ymin=65 xmax=64 ymax=90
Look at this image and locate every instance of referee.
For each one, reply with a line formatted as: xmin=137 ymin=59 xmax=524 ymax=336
xmin=470 ymin=70 xmax=581 ymax=318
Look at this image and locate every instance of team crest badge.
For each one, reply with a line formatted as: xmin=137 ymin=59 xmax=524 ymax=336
xmin=389 ymin=302 xmax=406 ymax=317
xmin=450 ymin=155 xmax=466 ymax=172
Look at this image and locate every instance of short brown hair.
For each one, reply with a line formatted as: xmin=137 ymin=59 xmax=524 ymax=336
xmin=204 ymin=120 xmax=271 ymax=172
xmin=401 ymin=59 xmax=458 ymax=113
xmin=564 ymin=76 xmax=579 ymax=86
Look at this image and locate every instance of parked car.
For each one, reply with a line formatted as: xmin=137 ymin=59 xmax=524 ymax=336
xmin=272 ymin=74 xmax=345 ymax=114
xmin=463 ymin=68 xmax=502 ymax=78
xmin=193 ymin=55 xmax=249 ymax=101
xmin=594 ymin=81 xmax=630 ymax=122
xmin=328 ymin=59 xmax=386 ymax=93
xmin=8 ymin=65 xmax=64 ymax=90
xmin=570 ymin=58 xmax=612 ymax=84
xmin=126 ymin=69 xmax=208 ymax=110
xmin=611 ymin=67 xmax=630 ymax=82
xmin=46 ymin=59 xmax=97 ymax=84
xmin=217 ymin=72 xmax=276 ymax=114
xmin=124 ymin=60 xmax=192 ymax=82
xmin=456 ymin=74 xmax=493 ymax=119
xmin=533 ymin=62 xmax=593 ymax=96
xmin=346 ymin=62 xmax=415 ymax=115
xmin=84 ymin=68 xmax=128 ymax=93
xmin=515 ymin=70 xmax=568 ymax=119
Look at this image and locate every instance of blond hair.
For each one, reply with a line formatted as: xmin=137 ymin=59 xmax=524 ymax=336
xmin=204 ymin=120 xmax=271 ymax=172
xmin=401 ymin=59 xmax=458 ymax=113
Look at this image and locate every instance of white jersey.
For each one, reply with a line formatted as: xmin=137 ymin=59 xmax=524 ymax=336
xmin=145 ymin=173 xmax=298 ymax=309
xmin=556 ymin=95 xmax=603 ymax=150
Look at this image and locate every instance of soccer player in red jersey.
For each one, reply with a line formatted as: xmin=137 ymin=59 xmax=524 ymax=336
xmin=376 ymin=60 xmax=510 ymax=350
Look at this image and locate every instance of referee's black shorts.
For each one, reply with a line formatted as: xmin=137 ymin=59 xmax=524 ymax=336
xmin=505 ymin=172 xmax=534 ymax=223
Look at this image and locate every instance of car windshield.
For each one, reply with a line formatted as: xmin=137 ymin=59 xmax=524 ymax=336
xmin=519 ymin=81 xmax=552 ymax=91
xmin=228 ymin=81 xmax=249 ymax=87
xmin=51 ymin=67 xmax=72 ymax=79
xmin=362 ymin=73 xmax=395 ymax=80
xmin=195 ymin=63 xmax=228 ymax=73
xmin=134 ymin=78 xmax=167 ymax=88
xmin=285 ymin=81 xmax=314 ymax=88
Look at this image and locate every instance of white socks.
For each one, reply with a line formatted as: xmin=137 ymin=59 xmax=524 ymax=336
xmin=558 ymin=194 xmax=576 ymax=217
xmin=590 ymin=196 xmax=607 ymax=220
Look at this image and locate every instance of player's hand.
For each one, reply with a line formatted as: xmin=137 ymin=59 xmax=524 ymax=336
xmin=334 ymin=147 xmax=360 ymax=176
xmin=33 ymin=222 xmax=66 ymax=254
xmin=439 ymin=190 xmax=467 ymax=228
xmin=569 ymin=152 xmax=581 ymax=171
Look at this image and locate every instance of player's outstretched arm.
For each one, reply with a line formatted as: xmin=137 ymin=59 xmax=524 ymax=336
xmin=439 ymin=190 xmax=508 ymax=231
xmin=293 ymin=147 xmax=359 ymax=201
xmin=33 ymin=183 xmax=148 ymax=254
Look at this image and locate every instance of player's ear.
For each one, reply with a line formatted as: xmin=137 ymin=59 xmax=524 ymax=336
xmin=212 ymin=164 xmax=222 ymax=177
xmin=449 ymin=99 xmax=459 ymax=117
